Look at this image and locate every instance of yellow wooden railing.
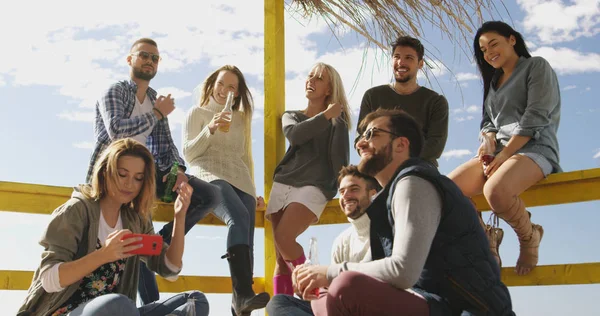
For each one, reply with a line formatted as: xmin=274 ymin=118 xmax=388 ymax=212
xmin=1 ymin=1 xmax=600 ymax=314
xmin=2 ymin=168 xmax=600 ymax=293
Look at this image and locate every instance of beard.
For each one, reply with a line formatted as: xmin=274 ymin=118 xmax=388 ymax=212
xmin=358 ymin=142 xmax=393 ymax=177
xmin=394 ymin=72 xmax=414 ymax=83
xmin=344 ymin=196 xmax=371 ymax=220
xmin=133 ymin=66 xmax=156 ymax=81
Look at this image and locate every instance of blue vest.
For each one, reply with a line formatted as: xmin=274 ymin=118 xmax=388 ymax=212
xmin=367 ymin=158 xmax=515 ymax=316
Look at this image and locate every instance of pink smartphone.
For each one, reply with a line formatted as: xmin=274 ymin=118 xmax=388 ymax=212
xmin=122 ymin=234 xmax=163 ymax=256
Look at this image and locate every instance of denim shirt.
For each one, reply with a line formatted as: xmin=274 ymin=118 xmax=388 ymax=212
xmin=481 ymin=56 xmax=562 ymax=173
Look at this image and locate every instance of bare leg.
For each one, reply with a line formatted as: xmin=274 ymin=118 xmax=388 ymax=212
xmin=483 ymin=155 xmax=545 ymax=275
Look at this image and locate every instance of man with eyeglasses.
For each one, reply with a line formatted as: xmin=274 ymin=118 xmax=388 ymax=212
xmin=294 ymin=109 xmax=514 ymax=315
xmin=86 ymin=38 xmax=220 ymax=305
xmin=356 ymin=36 xmax=449 ymax=167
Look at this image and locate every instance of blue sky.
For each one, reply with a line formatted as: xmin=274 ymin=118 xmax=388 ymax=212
xmin=0 ymin=0 xmax=599 ymax=315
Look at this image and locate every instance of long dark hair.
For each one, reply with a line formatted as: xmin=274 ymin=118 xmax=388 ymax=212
xmin=473 ymin=21 xmax=531 ymax=113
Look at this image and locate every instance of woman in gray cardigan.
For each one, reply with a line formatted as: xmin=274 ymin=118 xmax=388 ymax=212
xmin=265 ymin=62 xmax=350 ymax=296
xmin=18 ymin=138 xmax=209 ymax=316
xmin=449 ymin=21 xmax=561 ymax=276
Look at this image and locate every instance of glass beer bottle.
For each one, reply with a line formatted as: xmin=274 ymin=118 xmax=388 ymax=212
xmin=218 ymin=91 xmax=234 ymax=133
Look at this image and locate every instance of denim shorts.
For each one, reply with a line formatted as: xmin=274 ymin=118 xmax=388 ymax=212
xmin=519 ymin=152 xmax=553 ymax=177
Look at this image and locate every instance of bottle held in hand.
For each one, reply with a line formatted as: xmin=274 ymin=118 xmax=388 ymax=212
xmin=218 ymin=91 xmax=234 ymax=133
xmin=305 ymin=237 xmax=320 ymax=297
xmin=481 ymin=132 xmax=495 ymax=167
xmin=161 ymin=162 xmax=179 ymax=203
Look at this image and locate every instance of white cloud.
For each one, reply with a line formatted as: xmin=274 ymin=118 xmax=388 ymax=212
xmin=455 ymin=116 xmax=475 ymax=122
xmin=419 ymin=58 xmax=448 ymax=81
xmin=525 ymin=41 xmax=537 ymax=49
xmin=532 ymin=47 xmax=600 ymax=75
xmin=0 ymin=76 xmax=5 ymax=86
xmin=57 ymin=111 xmax=95 ymax=122
xmin=155 ymin=87 xmax=192 ymax=101
xmin=455 ymin=72 xmax=479 ymax=81
xmin=586 ymin=87 xmax=592 ymax=91
xmin=168 ymin=108 xmax=187 ymax=130
xmin=72 ymin=141 xmax=94 ymax=149
xmin=563 ymin=85 xmax=577 ymax=91
xmin=0 ymin=0 xmax=343 ymax=135
xmin=594 ymin=149 xmax=600 ymax=159
xmin=441 ymin=149 xmax=473 ymax=160
xmin=518 ymin=0 xmax=600 ymax=43
xmin=452 ymin=105 xmax=479 ymax=114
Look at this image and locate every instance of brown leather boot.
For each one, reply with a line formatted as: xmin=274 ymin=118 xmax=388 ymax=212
xmin=495 ymin=198 xmax=544 ymax=274
xmin=479 ymin=212 xmax=504 ymax=267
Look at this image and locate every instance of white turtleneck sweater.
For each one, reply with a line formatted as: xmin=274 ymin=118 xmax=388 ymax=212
xmin=182 ymin=97 xmax=256 ymax=198
xmin=331 ymin=213 xmax=371 ymax=264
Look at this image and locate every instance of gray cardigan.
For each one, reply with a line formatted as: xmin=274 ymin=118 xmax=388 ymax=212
xmin=273 ymin=111 xmax=350 ymax=199
xmin=19 ymin=190 xmax=178 ymax=316
xmin=481 ymin=56 xmax=562 ymax=173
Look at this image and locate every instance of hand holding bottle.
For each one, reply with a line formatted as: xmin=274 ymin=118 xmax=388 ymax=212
xmin=478 ymin=132 xmax=497 ymax=172
xmin=209 ymin=91 xmax=235 ymax=133
xmin=208 ymin=112 xmax=232 ymax=134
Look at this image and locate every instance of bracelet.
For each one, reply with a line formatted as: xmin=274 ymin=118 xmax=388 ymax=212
xmin=153 ymin=107 xmax=165 ymax=120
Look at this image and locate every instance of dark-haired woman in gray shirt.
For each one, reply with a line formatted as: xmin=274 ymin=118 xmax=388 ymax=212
xmin=265 ymin=62 xmax=350 ymax=296
xmin=449 ymin=21 xmax=561 ymax=276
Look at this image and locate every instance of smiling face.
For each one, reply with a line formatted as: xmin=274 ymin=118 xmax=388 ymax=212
xmin=392 ymin=45 xmax=423 ymax=84
xmin=212 ymin=70 xmax=240 ymax=105
xmin=338 ymin=175 xmax=374 ymax=220
xmin=356 ymin=116 xmax=398 ymax=177
xmin=105 ymin=155 xmax=145 ymax=205
xmin=305 ymin=65 xmax=332 ymax=101
xmin=128 ymin=42 xmax=159 ymax=81
xmin=479 ymin=31 xmax=517 ymax=69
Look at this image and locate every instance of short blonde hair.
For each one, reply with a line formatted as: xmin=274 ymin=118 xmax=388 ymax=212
xmin=81 ymin=138 xmax=156 ymax=218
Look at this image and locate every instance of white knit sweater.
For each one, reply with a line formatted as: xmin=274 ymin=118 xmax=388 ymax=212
xmin=182 ymin=97 xmax=256 ymax=198
xmin=331 ymin=213 xmax=371 ymax=264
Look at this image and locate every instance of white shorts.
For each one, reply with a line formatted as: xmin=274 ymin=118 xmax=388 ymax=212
xmin=266 ymin=182 xmax=328 ymax=223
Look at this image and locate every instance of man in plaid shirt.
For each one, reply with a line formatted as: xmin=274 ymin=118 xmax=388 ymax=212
xmin=87 ymin=38 xmax=220 ymax=304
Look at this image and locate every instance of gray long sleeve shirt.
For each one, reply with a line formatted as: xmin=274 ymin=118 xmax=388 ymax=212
xmin=481 ymin=56 xmax=562 ymax=172
xmin=273 ymin=111 xmax=350 ymax=199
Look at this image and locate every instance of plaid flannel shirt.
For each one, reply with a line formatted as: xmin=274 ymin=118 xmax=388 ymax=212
xmin=86 ymin=80 xmax=185 ymax=182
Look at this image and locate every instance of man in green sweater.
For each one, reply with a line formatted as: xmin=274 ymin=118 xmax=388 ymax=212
xmin=357 ymin=36 xmax=449 ymax=167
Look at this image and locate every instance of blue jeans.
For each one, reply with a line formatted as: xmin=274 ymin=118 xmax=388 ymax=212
xmin=266 ymin=294 xmax=313 ymax=316
xmin=210 ymin=180 xmax=256 ymax=250
xmin=68 ymin=291 xmax=210 ymax=316
xmin=138 ymin=173 xmax=220 ymax=304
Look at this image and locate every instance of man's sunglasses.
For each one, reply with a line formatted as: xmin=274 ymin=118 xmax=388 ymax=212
xmin=359 ymin=127 xmax=400 ymax=142
xmin=131 ymin=51 xmax=161 ymax=64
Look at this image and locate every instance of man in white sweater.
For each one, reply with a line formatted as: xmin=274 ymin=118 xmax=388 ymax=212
xmin=265 ymin=165 xmax=380 ymax=316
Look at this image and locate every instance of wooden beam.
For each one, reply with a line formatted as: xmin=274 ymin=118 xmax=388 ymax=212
xmin=472 ymin=168 xmax=600 ymax=211
xmin=3 ymin=263 xmax=599 ymax=292
xmin=0 ymin=181 xmax=266 ymax=227
xmin=263 ymin=0 xmax=286 ymax=299
xmin=0 ymin=270 xmax=263 ymax=293
xmin=501 ymin=263 xmax=600 ymax=286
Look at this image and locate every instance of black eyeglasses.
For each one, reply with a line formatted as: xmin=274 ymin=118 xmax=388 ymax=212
xmin=131 ymin=51 xmax=161 ymax=64
xmin=359 ymin=127 xmax=400 ymax=142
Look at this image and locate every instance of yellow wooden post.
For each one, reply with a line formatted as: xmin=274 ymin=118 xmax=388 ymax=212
xmin=264 ymin=0 xmax=285 ymax=300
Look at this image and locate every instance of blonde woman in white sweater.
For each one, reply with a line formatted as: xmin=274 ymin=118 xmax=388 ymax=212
xmin=182 ymin=65 xmax=269 ymax=316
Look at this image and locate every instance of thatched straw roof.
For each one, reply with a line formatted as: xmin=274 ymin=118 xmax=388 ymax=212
xmin=289 ymin=0 xmax=500 ymax=55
